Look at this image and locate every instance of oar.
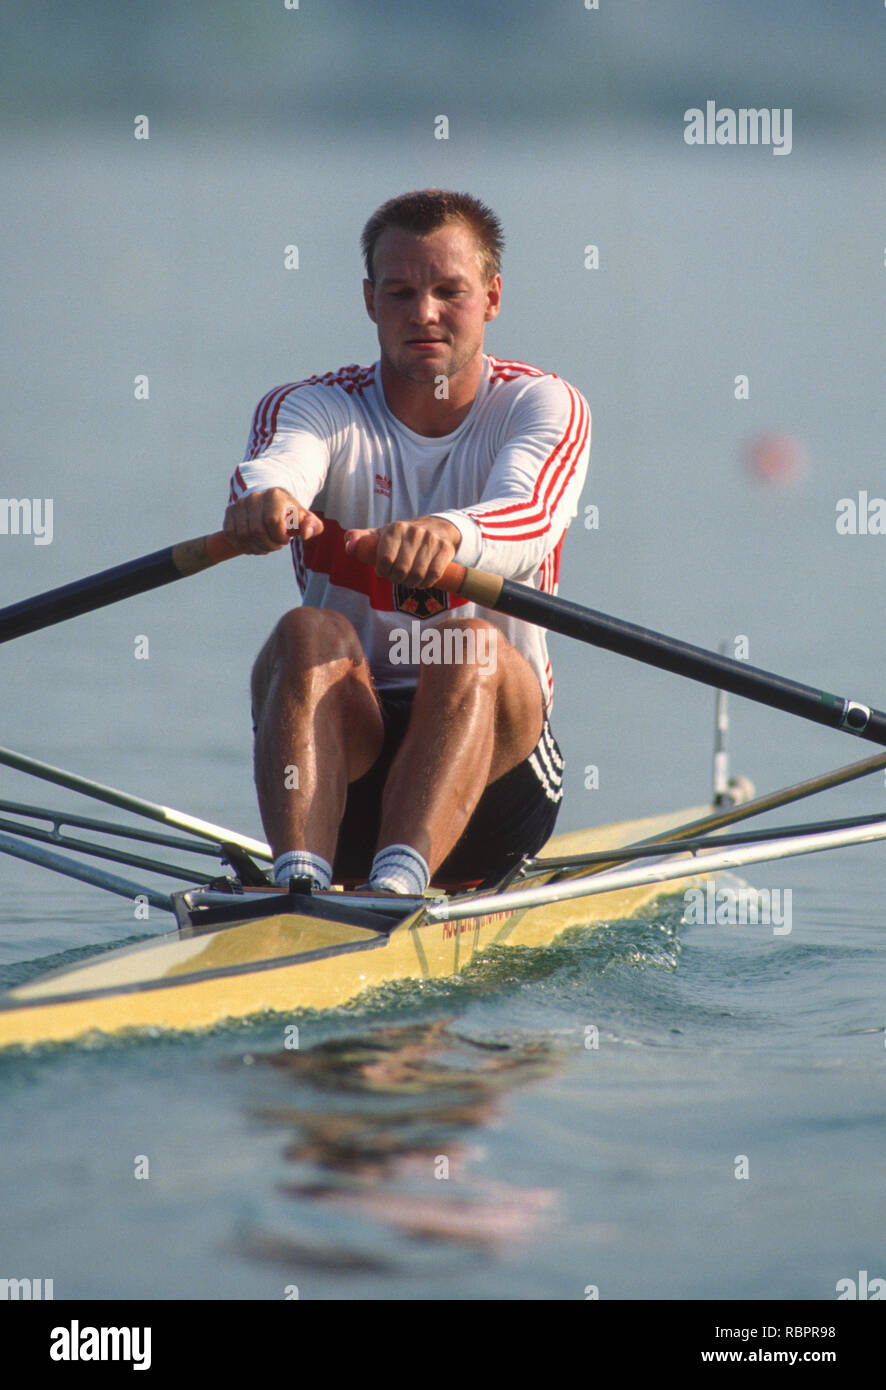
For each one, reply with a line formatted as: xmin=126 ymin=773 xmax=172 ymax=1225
xmin=0 ymin=745 xmax=272 ymax=859
xmin=6 ymin=526 xmax=886 ymax=748
xmin=0 ymin=532 xmax=237 ymax=644
xmin=530 ymin=750 xmax=886 ymax=880
xmin=348 ymin=535 xmax=886 ymax=747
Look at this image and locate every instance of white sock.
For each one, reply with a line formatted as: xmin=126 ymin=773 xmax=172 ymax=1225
xmin=273 ymin=850 xmax=332 ymax=891
xmin=369 ymin=844 xmax=430 ymax=896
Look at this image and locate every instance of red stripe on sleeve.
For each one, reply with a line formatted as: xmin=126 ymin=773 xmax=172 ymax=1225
xmin=470 ymin=386 xmax=589 ymax=540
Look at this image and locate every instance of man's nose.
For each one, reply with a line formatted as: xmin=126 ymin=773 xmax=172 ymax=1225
xmin=409 ymin=293 xmax=438 ymax=322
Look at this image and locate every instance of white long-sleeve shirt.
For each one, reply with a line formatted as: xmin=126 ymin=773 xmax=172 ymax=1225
xmin=229 ymin=354 xmax=591 ymax=710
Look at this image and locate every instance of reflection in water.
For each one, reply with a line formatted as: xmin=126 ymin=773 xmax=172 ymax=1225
xmin=234 ymin=1019 xmax=562 ymax=1273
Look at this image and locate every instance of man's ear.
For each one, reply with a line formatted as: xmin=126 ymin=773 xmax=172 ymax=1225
xmin=363 ymin=278 xmax=377 ymax=323
xmin=484 ymin=274 xmax=502 ymax=323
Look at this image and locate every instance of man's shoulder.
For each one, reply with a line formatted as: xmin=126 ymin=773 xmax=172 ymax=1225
xmin=483 ymin=355 xmax=586 ymax=411
xmin=301 ymin=362 xmax=378 ymax=396
xmin=486 ymin=353 xmax=556 ymax=383
xmin=244 ymin=364 xmax=378 ymax=461
xmin=252 ymin=363 xmax=377 ymax=412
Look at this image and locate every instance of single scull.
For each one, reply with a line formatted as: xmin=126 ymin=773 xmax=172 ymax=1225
xmin=1 ymin=532 xmax=885 ymax=1048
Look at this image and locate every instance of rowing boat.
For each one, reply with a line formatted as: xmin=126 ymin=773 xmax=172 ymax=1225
xmin=0 ymin=796 xmax=712 ymax=1049
xmin=4 ymin=734 xmax=886 ymax=1049
xmin=3 ymin=531 xmax=886 ymax=1049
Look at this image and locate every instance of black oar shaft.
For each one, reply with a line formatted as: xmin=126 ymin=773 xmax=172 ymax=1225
xmin=488 ymin=578 xmax=886 ymax=748
xmin=0 ymin=533 xmax=235 ymax=644
xmin=0 ymin=547 xmax=181 ymax=643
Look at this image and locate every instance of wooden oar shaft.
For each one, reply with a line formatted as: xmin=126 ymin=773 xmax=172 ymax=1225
xmin=0 ymin=532 xmax=236 ymax=644
xmin=347 ymin=534 xmax=886 ymax=747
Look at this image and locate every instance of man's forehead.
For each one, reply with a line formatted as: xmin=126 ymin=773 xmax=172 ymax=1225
xmin=372 ymin=222 xmax=482 ymax=281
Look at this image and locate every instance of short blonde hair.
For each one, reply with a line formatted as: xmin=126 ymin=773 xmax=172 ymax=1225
xmin=361 ymin=189 xmax=504 ymax=284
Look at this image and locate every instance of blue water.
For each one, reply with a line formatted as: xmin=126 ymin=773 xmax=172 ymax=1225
xmin=1 ymin=891 xmax=883 ymax=1300
xmin=1 ymin=123 xmax=886 ymax=1301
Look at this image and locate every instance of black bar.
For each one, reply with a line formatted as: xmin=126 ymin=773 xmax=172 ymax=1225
xmin=495 ymin=581 xmax=886 ymax=747
xmin=8 ymin=1298 xmax=881 ymax=1370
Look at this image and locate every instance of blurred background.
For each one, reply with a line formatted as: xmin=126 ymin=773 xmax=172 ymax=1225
xmin=2 ymin=0 xmax=885 ymax=841
xmin=3 ymin=0 xmax=886 ymax=1309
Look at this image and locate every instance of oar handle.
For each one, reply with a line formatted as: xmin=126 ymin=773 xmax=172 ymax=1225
xmin=170 ymin=531 xmax=238 ymax=575
xmin=346 ymin=531 xmax=504 ymax=607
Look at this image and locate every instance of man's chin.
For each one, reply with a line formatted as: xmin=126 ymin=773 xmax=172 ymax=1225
xmin=395 ymin=358 xmax=452 ymax=385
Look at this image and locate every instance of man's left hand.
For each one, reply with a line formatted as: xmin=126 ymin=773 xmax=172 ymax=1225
xmin=345 ymin=516 xmax=462 ymax=588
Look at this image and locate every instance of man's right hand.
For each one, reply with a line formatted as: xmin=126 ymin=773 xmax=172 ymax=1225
xmin=223 ymin=488 xmax=324 ymax=554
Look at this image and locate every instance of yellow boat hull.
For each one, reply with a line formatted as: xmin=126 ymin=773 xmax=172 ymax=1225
xmin=0 ymin=805 xmax=706 ymax=1049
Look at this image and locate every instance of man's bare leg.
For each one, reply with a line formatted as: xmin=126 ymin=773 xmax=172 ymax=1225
xmin=251 ymin=607 xmax=384 ymax=879
xmin=373 ymin=617 xmax=543 ymax=888
xmin=252 ymin=611 xmax=542 ymax=893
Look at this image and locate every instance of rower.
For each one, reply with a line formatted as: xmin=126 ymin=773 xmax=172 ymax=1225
xmin=223 ymin=189 xmax=591 ymax=894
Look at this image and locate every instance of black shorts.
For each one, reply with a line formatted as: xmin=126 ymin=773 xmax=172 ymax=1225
xmin=333 ymin=689 xmax=564 ymax=888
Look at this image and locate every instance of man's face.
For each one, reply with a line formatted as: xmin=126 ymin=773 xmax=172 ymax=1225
xmin=363 ymin=221 xmax=501 ymax=388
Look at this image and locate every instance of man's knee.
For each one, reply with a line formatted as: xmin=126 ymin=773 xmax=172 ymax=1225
xmin=416 ymin=617 xmax=542 ymax=753
xmin=414 ymin=617 xmax=503 ymax=688
xmin=263 ymin=605 xmax=362 ymax=665
xmin=251 ymin=607 xmax=365 ymax=706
